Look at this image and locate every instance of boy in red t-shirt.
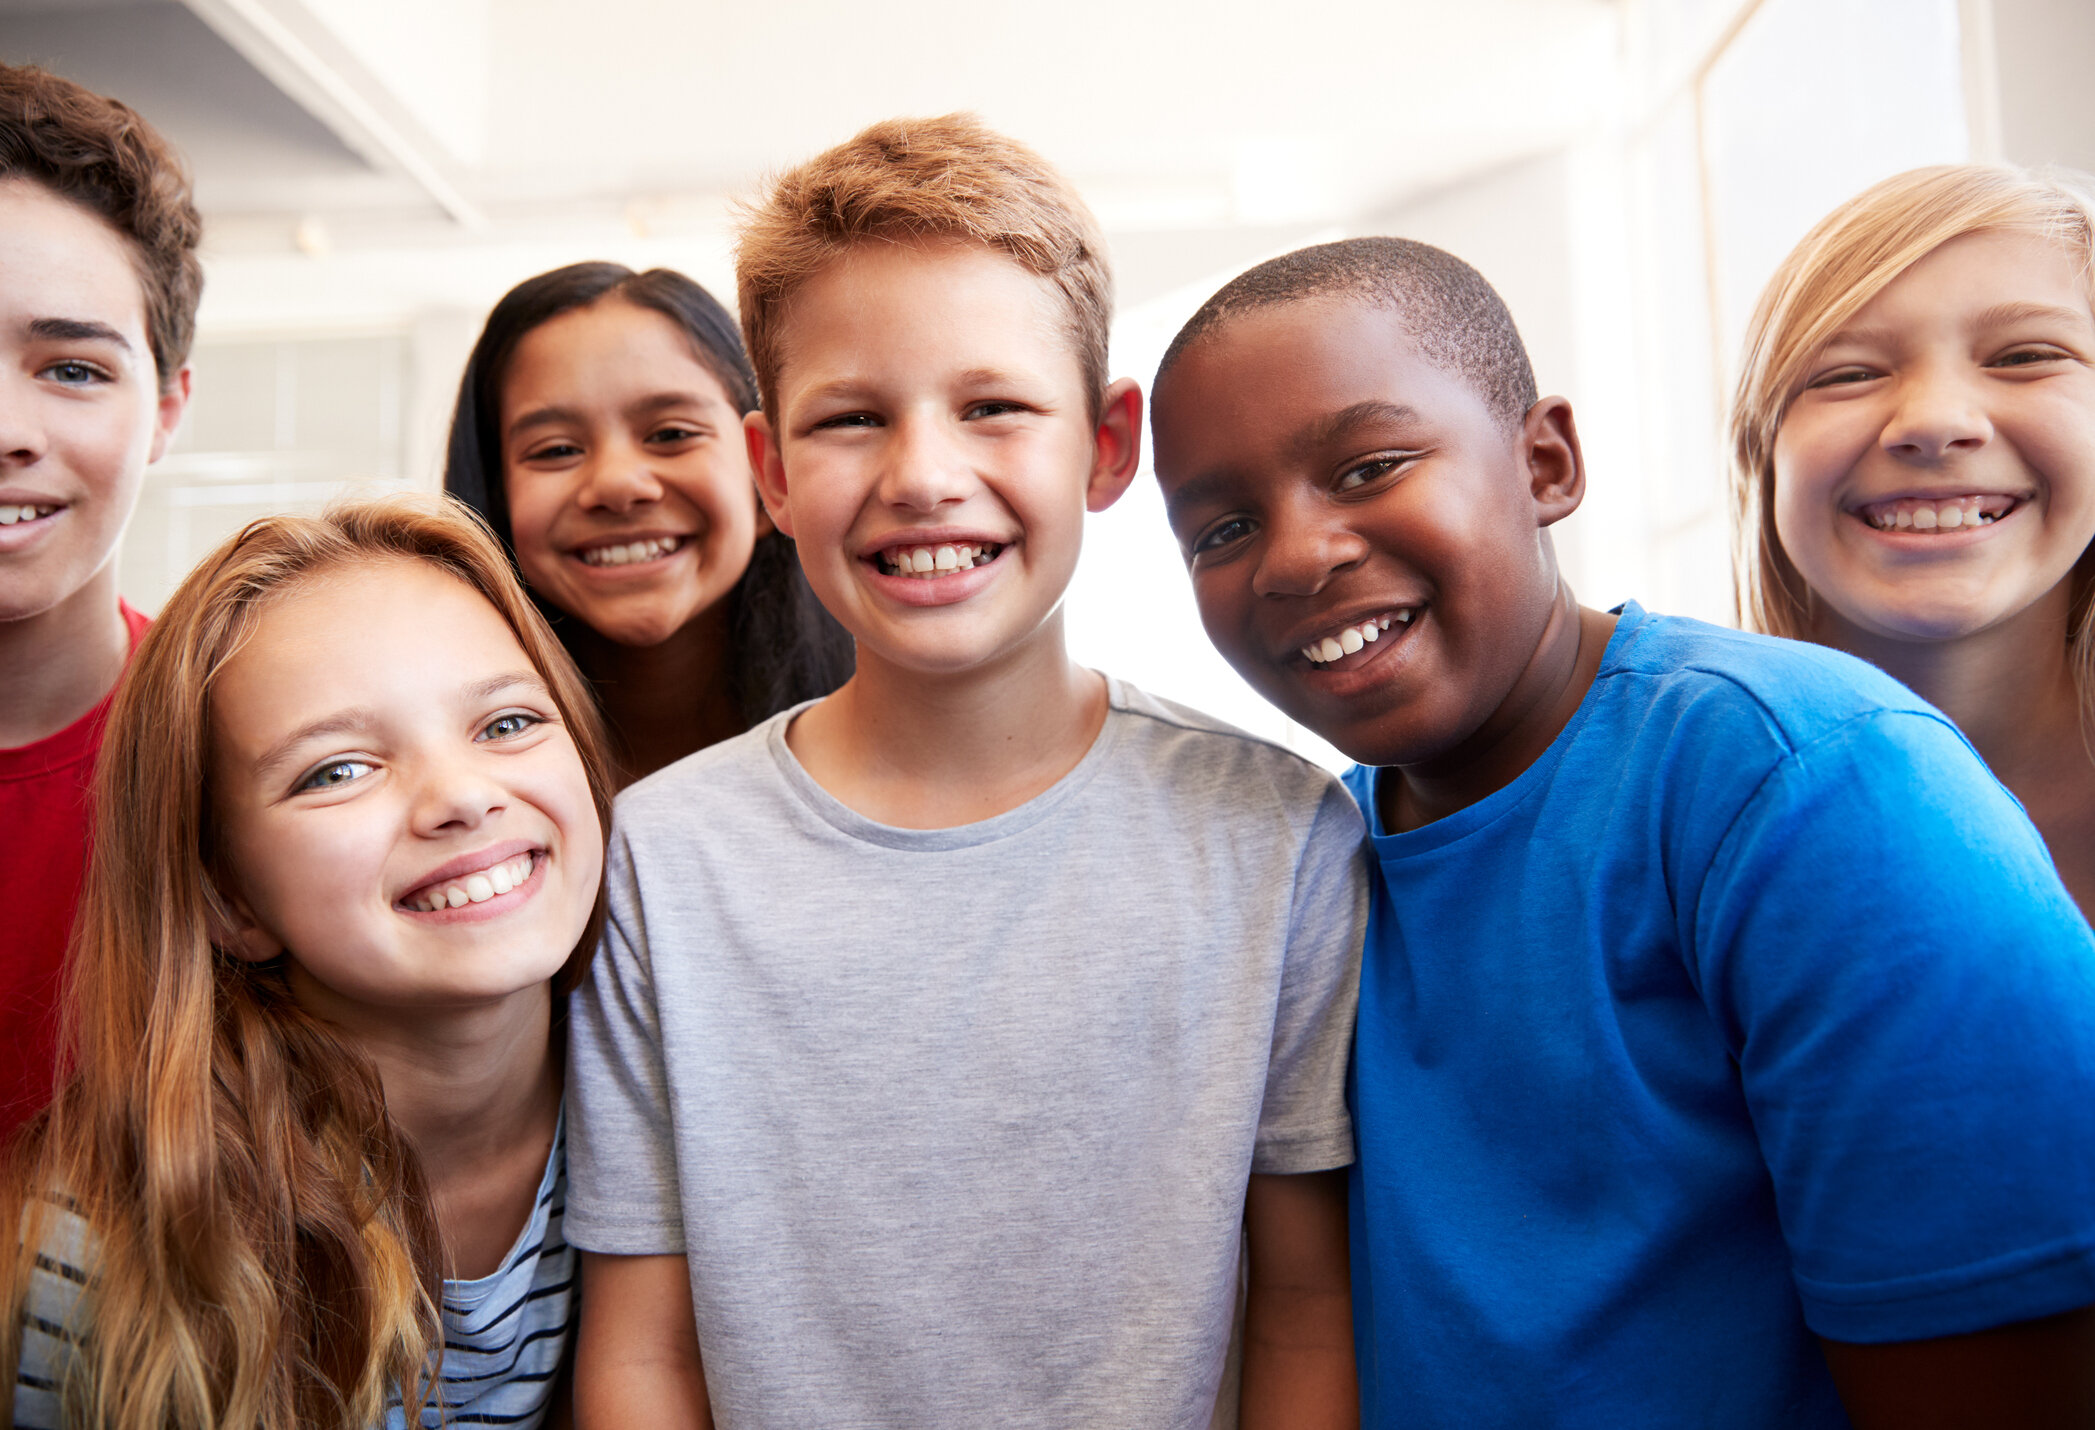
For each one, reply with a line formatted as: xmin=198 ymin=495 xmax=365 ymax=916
xmin=0 ymin=65 xmax=199 ymax=1135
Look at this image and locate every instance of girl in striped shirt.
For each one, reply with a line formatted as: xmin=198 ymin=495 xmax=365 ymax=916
xmin=4 ymin=496 xmax=611 ymax=1429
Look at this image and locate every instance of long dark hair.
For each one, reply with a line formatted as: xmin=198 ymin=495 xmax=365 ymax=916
xmin=444 ymin=261 xmax=852 ymax=727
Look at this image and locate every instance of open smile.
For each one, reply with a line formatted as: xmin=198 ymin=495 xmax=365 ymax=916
xmin=0 ymin=501 xmax=63 ymax=548
xmin=571 ymin=534 xmax=686 ymax=569
xmin=1300 ymin=607 xmax=1418 ymax=667
xmin=875 ymin=540 xmax=1005 ymax=578
xmin=397 ymin=848 xmax=544 ymax=919
xmin=1853 ymin=493 xmax=2021 ymax=534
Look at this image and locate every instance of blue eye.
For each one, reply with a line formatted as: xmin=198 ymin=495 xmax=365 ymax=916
xmin=480 ymin=711 xmax=543 ymax=742
xmin=296 ymin=758 xmax=373 ymax=792
xmin=42 ymin=360 xmax=108 ymax=386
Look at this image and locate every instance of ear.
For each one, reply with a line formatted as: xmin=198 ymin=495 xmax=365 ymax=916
xmin=207 ymin=885 xmax=285 ymax=966
xmin=744 ymin=409 xmax=795 ymax=539
xmin=1520 ymin=395 xmax=1585 ymax=528
xmin=148 ymin=364 xmax=194 ymax=466
xmin=1084 ymin=377 xmax=1144 ymax=514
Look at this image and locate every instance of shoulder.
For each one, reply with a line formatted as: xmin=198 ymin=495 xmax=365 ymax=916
xmin=13 ymin=1197 xmax=98 ymax=1429
xmin=1103 ymin=677 xmax=1357 ymax=832
xmin=1599 ymin=605 xmax=1949 ymax=752
xmin=612 ymin=712 xmax=791 ymax=827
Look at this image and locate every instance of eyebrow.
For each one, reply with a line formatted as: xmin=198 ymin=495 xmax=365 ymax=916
xmin=249 ymin=672 xmax=551 ymax=781
xmin=1972 ymin=300 xmax=2093 ymax=332
xmin=26 ymin=316 xmax=132 ymax=351
xmin=1296 ymin=400 xmax=1423 ymax=455
xmin=506 ymin=391 xmax=713 ymax=440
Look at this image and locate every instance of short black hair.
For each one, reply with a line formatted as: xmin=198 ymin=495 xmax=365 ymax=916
xmin=1155 ymin=236 xmax=1538 ymax=431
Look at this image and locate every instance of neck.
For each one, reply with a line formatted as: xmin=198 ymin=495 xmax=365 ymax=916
xmin=568 ymin=600 xmax=742 ymax=785
xmin=1812 ymin=584 xmax=2084 ymax=791
xmin=788 ymin=610 xmax=1107 ymax=828
xmin=1388 ymin=581 xmax=1613 ymax=832
xmin=0 ymin=565 xmax=127 ymax=749
xmin=310 ymin=977 xmax=560 ymax=1195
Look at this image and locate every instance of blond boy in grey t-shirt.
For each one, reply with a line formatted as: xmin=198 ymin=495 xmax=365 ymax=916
xmin=566 ymin=115 xmax=1366 ymax=1430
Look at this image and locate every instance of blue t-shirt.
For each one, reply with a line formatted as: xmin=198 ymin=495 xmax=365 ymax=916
xmin=1343 ymin=602 xmax=2095 ymax=1428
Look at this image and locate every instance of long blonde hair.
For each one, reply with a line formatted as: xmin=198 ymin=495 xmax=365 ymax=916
xmin=1 ymin=496 xmax=612 ymax=1429
xmin=1728 ymin=162 xmax=2095 ymax=709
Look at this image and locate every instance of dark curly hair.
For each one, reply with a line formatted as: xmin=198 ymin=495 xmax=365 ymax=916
xmin=444 ymin=262 xmax=854 ymax=730
xmin=0 ymin=64 xmax=203 ymax=390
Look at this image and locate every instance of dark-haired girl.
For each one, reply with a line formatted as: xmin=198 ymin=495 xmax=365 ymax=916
xmin=446 ymin=263 xmax=852 ymax=784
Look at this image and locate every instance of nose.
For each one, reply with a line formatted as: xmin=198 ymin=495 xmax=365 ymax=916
xmin=574 ymin=438 xmax=665 ymax=514
xmin=1881 ymin=364 xmax=1993 ymax=463
xmin=875 ymin=410 xmax=975 ymax=513
xmin=1251 ymin=499 xmax=1369 ymax=599
xmin=407 ymin=748 xmax=507 ymax=838
xmin=0 ymin=374 xmax=47 ymax=467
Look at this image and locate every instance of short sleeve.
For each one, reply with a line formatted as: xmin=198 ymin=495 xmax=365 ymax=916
xmin=1253 ymin=777 xmax=1367 ymax=1174
xmin=1691 ymin=709 xmax=2095 ymax=1342
xmin=563 ymin=825 xmax=688 ymax=1255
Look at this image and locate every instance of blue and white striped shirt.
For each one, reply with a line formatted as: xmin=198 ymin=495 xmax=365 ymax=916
xmin=13 ymin=1120 xmax=574 ymax=1430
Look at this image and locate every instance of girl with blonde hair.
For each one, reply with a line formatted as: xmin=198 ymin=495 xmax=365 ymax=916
xmin=1731 ymin=162 xmax=2095 ymax=916
xmin=4 ymin=495 xmax=611 ymax=1428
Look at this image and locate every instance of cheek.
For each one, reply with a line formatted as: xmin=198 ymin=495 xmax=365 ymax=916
xmin=502 ymin=473 xmax=570 ymax=586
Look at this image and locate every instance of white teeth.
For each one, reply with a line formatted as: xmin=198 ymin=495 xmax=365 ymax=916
xmin=407 ymin=853 xmax=534 ymax=912
xmin=882 ymin=542 xmax=1001 ymax=578
xmin=580 ymin=536 xmax=680 ymax=567
xmin=1303 ymin=612 xmax=1417 ymax=663
xmin=1868 ymin=496 xmax=2004 ymax=532
xmin=0 ymin=504 xmax=54 ymax=526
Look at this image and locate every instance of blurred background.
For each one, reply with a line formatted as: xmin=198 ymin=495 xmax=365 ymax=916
xmin=4 ymin=0 xmax=2091 ymax=763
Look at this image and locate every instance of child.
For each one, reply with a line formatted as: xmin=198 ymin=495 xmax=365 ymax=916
xmin=445 ymin=263 xmax=853 ymax=785
xmin=1148 ymin=236 xmax=2095 ymax=1427
xmin=1731 ymin=163 xmax=2095 ymax=919
xmin=0 ymin=63 xmax=199 ymax=1135
xmin=5 ymin=498 xmax=611 ymax=1429
xmin=566 ymin=115 xmax=1365 ymax=1429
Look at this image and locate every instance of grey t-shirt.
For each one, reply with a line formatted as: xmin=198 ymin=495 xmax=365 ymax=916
xmin=566 ymin=678 xmax=1365 ymax=1429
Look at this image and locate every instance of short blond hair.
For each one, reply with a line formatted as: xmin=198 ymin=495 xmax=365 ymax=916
xmin=1728 ymin=162 xmax=2095 ymax=702
xmin=735 ymin=113 xmax=1113 ymax=420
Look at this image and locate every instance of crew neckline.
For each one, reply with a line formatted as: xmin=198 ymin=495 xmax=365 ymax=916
xmin=765 ymin=674 xmax=1131 ymax=852
xmin=1360 ymin=601 xmax=1647 ymax=854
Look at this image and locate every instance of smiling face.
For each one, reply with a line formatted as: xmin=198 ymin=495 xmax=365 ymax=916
xmin=500 ymin=297 xmax=762 ymax=648
xmin=1153 ymin=297 xmax=1573 ymax=768
xmin=1772 ymin=228 xmax=2095 ymax=648
xmin=0 ymin=178 xmax=187 ymax=623
xmin=209 ymin=558 xmax=602 ymax=1022
xmin=748 ymin=239 xmax=1135 ymax=682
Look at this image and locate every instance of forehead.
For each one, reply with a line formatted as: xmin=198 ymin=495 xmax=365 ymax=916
xmin=1852 ymin=228 xmax=2095 ymax=329
xmin=215 ymin=560 xmax=524 ymax=743
xmin=1153 ymin=297 xmax=1496 ymax=485
xmin=503 ymin=298 xmax=732 ymax=412
xmin=0 ymin=178 xmax=150 ymax=334
xmin=772 ymin=238 xmax=1081 ymax=392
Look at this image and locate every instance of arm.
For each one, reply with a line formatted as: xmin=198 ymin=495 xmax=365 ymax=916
xmin=1820 ymin=1305 xmax=2095 ymax=1430
xmin=574 ymin=1252 xmax=710 ymax=1429
xmin=1240 ymin=1170 xmax=1358 ymax=1430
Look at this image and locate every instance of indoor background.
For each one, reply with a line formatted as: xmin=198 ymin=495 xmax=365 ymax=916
xmin=4 ymin=0 xmax=2091 ymax=766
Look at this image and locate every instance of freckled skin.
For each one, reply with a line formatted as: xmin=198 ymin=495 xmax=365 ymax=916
xmin=1150 ymin=297 xmax=1605 ymax=829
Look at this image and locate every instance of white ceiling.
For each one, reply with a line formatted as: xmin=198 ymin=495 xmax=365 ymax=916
xmin=0 ymin=0 xmax=1620 ymax=325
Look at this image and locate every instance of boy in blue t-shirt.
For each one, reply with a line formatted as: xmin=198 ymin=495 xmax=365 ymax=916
xmin=1149 ymin=236 xmax=2095 ymax=1427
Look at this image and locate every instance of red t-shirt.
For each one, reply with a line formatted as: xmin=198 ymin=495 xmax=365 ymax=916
xmin=0 ymin=601 xmax=150 ymax=1136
